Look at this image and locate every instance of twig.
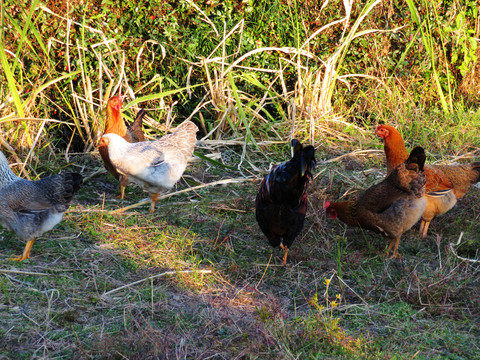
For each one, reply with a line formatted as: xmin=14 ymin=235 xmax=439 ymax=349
xmin=410 ymin=350 xmax=420 ymax=360
xmin=0 ymin=269 xmax=50 ymax=276
xmin=110 ymin=178 xmax=256 ymax=214
xmin=322 ymin=149 xmax=383 ymax=163
xmin=81 ymin=167 xmax=105 ymax=183
xmin=256 ymin=254 xmax=272 ymax=290
xmin=336 ymin=275 xmax=368 ymax=305
xmin=101 ymin=269 xmax=212 ymax=297
xmin=449 ymin=232 xmax=480 ymax=263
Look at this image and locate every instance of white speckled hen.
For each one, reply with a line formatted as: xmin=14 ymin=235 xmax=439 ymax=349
xmin=0 ymin=151 xmax=82 ymax=261
xmin=97 ymin=120 xmax=198 ymax=212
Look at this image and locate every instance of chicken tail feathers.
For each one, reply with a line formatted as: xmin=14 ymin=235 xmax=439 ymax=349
xmin=126 ymin=108 xmax=146 ymax=142
xmin=471 ymin=162 xmax=480 ymax=182
xmin=405 ymin=146 xmax=426 ymax=171
xmin=62 ymin=173 xmax=83 ymax=204
xmin=132 ymin=108 xmax=145 ymax=127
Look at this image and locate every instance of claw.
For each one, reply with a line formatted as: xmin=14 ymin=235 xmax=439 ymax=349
xmin=9 ymin=239 xmax=35 ymax=262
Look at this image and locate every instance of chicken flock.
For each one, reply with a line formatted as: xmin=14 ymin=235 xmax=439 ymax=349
xmin=1 ymin=97 xmax=479 ymax=263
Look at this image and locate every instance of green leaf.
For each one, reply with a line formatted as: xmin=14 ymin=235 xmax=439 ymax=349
xmin=0 ymin=44 xmax=24 ymax=117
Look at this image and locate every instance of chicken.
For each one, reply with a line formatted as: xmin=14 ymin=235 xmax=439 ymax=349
xmin=255 ymin=140 xmax=316 ymax=265
xmin=98 ymin=95 xmax=146 ymax=199
xmin=0 ymin=151 xmax=82 ymax=261
xmin=376 ymin=124 xmax=480 ymax=237
xmin=325 ymin=146 xmax=427 ymax=259
xmin=97 ymin=120 xmax=198 ymax=212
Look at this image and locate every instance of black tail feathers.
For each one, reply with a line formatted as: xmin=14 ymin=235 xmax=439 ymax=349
xmin=405 ymin=146 xmax=426 ymax=171
xmin=133 ymin=108 xmax=146 ymax=126
xmin=62 ymin=172 xmax=83 ymax=203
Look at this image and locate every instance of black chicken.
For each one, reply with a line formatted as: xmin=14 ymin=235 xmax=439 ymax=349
xmin=255 ymin=139 xmax=316 ymax=265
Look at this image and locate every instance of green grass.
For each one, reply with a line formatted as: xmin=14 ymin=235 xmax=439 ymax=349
xmin=1 ymin=138 xmax=479 ymax=358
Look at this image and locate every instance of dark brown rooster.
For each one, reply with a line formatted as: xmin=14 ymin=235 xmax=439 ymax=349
xmin=98 ymin=95 xmax=145 ymax=199
xmin=326 ymin=147 xmax=427 ymax=259
xmin=376 ymin=124 xmax=480 ymax=237
xmin=255 ymin=140 xmax=316 ymax=265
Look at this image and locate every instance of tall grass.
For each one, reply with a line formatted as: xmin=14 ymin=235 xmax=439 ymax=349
xmin=0 ymin=0 xmax=479 ymax=164
xmin=406 ymin=0 xmax=453 ymax=115
xmin=0 ymin=3 xmax=193 ymax=160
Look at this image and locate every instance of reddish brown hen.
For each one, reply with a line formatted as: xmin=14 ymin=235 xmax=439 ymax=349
xmin=376 ymin=124 xmax=480 ymax=237
xmin=326 ymin=147 xmax=427 ymax=259
xmin=98 ymin=95 xmax=145 ymax=199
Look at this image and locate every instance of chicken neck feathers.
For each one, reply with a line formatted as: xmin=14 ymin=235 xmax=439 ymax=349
xmin=376 ymin=124 xmax=410 ymax=174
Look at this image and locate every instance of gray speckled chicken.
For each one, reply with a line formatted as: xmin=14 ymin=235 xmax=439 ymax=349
xmin=98 ymin=120 xmax=198 ymax=212
xmin=0 ymin=151 xmax=83 ymax=261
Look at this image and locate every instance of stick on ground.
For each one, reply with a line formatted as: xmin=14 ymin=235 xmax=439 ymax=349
xmin=110 ymin=177 xmax=257 ymax=214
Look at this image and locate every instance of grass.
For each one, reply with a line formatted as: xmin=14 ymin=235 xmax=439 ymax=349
xmin=1 ymin=133 xmax=479 ymax=358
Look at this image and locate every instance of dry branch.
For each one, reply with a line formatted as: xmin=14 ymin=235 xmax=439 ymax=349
xmin=101 ymin=269 xmax=212 ymax=297
xmin=110 ymin=177 xmax=257 ymax=214
xmin=0 ymin=269 xmax=50 ymax=276
xmin=449 ymin=232 xmax=480 ymax=263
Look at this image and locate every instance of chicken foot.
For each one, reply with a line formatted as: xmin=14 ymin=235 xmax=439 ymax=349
xmin=118 ymin=185 xmax=126 ymax=200
xmin=279 ymin=244 xmax=289 ymax=265
xmin=9 ymin=239 xmax=35 ymax=261
xmin=386 ymin=237 xmax=401 ymax=259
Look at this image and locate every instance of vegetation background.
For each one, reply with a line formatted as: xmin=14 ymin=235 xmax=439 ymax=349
xmin=0 ymin=0 xmax=479 ymax=358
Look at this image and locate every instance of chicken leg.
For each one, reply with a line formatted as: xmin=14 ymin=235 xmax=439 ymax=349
xmin=9 ymin=239 xmax=35 ymax=261
xmin=118 ymin=175 xmax=130 ymax=199
xmin=386 ymin=237 xmax=401 ymax=259
xmin=419 ymin=220 xmax=430 ymax=239
xmin=150 ymin=193 xmax=159 ymax=213
xmin=279 ymin=244 xmax=289 ymax=265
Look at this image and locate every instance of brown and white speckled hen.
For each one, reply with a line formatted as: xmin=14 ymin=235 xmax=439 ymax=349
xmin=0 ymin=151 xmax=82 ymax=261
xmin=326 ymin=147 xmax=427 ymax=259
xmin=98 ymin=95 xmax=145 ymax=199
xmin=97 ymin=120 xmax=198 ymax=212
